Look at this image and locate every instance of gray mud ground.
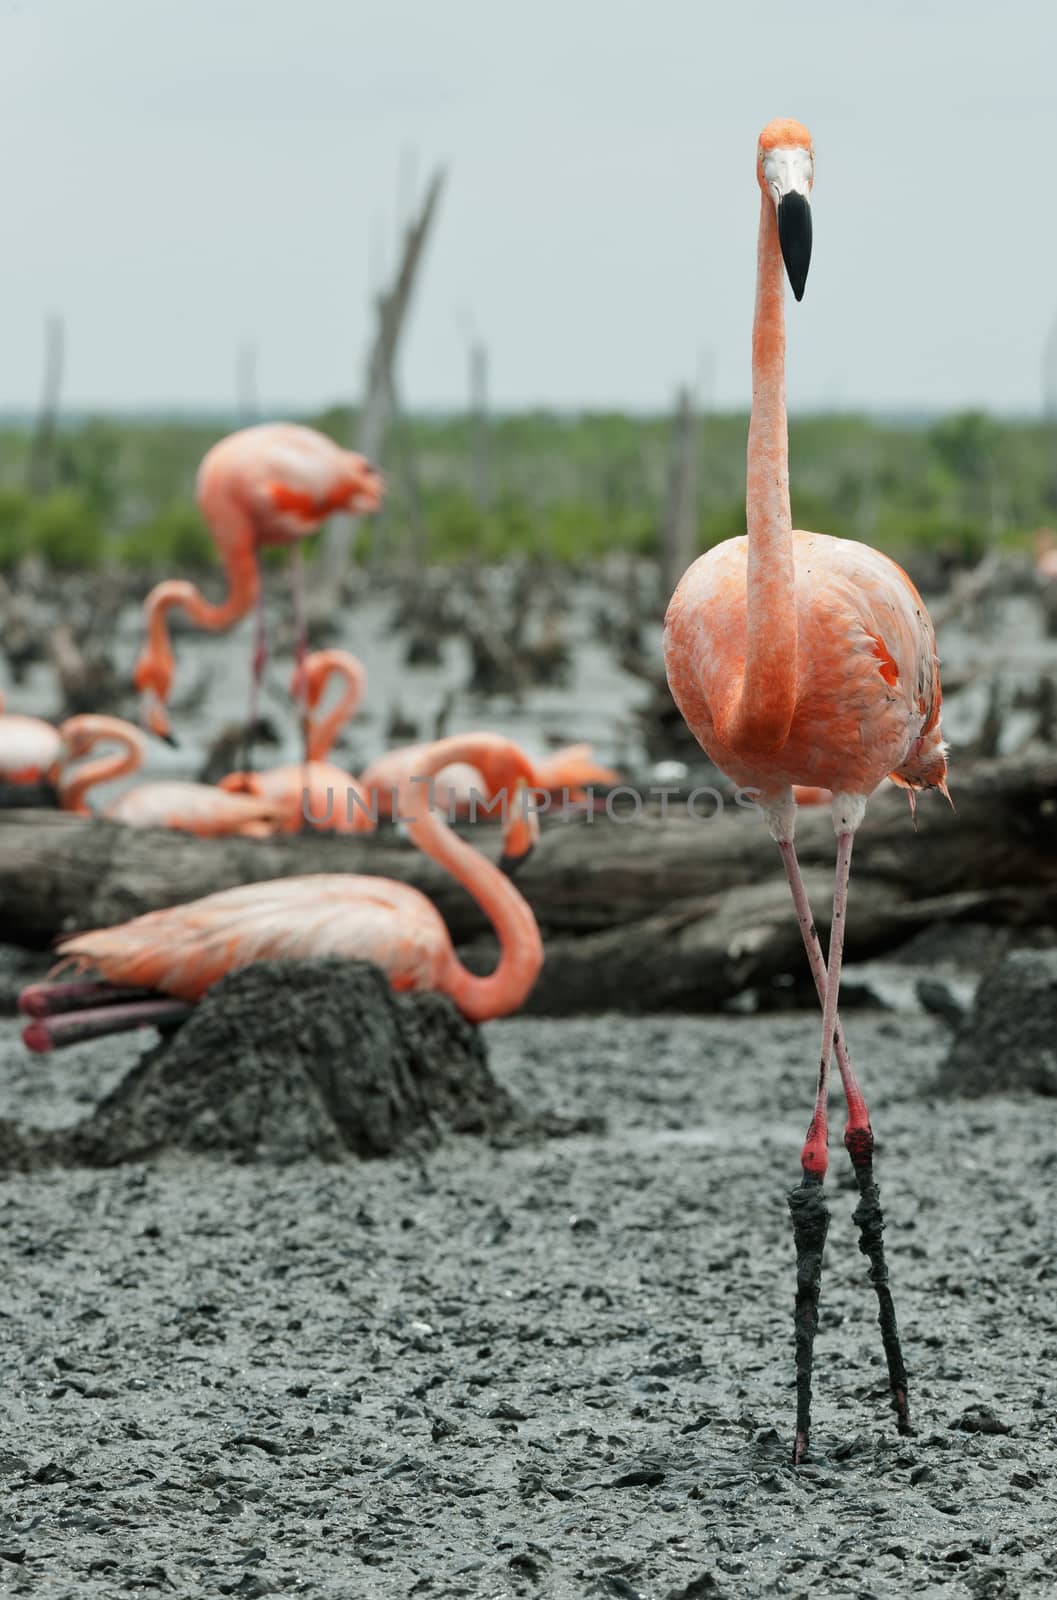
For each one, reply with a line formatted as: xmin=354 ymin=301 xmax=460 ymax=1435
xmin=3 ymin=993 xmax=1055 ymax=1598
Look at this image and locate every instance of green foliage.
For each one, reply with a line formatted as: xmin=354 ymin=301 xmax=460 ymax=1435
xmin=0 ymin=407 xmax=1054 ymax=571
xmin=26 ymin=491 xmax=105 ymax=568
xmin=0 ymin=489 xmax=32 ymax=569
xmin=119 ymin=501 xmax=215 ymax=568
xmin=56 ymin=418 xmax=125 ymax=517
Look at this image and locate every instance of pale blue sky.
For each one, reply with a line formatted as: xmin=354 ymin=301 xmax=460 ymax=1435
xmin=2 ymin=0 xmax=1055 ymax=414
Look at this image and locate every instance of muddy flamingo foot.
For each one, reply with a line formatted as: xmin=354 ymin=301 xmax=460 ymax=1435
xmin=787 ymin=1170 xmax=830 ymax=1465
xmin=850 ymin=1156 xmax=914 ymax=1437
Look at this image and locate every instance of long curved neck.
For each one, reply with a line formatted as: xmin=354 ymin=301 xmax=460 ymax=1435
xmin=133 ymin=506 xmax=260 ymax=700
xmin=399 ymin=739 xmax=542 ymax=1022
xmin=59 ymin=722 xmax=144 ymax=813
xmin=720 ymin=191 xmax=799 ymax=752
xmin=306 ymin=654 xmax=365 ymax=761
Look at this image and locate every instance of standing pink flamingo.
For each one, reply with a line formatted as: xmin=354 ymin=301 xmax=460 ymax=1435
xmin=663 ymin=119 xmax=948 ymax=1463
xmin=133 ymin=424 xmax=382 ymax=743
xmin=21 ymin=733 xmax=544 ymax=1050
xmin=0 ymin=691 xmax=61 ymax=785
xmin=55 ymin=715 xmax=285 ymax=836
xmin=219 ymin=649 xmax=374 ymax=833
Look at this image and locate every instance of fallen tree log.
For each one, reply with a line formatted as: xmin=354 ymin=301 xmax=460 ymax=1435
xmin=1 ymin=756 xmax=1054 ymax=1012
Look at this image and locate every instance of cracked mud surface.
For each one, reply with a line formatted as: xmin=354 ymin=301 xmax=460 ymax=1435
xmin=2 ymin=995 xmax=1055 ymax=1597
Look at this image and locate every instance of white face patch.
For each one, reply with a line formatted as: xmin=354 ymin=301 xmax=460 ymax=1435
xmin=761 ymin=145 xmax=813 ymax=208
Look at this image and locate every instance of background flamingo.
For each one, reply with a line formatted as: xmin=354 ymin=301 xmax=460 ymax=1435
xmin=663 ymin=119 xmax=948 ymax=1463
xmin=0 ymin=690 xmax=61 ymax=785
xmin=133 ymin=423 xmax=382 ymax=745
xmin=220 ymin=648 xmax=373 ymax=833
xmin=360 ymin=739 xmax=619 ymax=819
xmin=297 ymin=649 xmax=367 ymax=762
xmin=22 ymin=733 xmax=544 ymax=1051
xmin=55 ymin=715 xmax=285 ymax=837
xmin=1034 ymin=527 xmax=1057 ymax=581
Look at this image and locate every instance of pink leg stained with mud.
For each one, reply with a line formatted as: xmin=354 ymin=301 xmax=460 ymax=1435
xmin=779 ymin=833 xmax=912 ymax=1464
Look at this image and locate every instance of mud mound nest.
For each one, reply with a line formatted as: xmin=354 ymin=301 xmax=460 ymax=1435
xmin=935 ymin=949 xmax=1057 ymax=1097
xmin=0 ymin=780 xmax=57 ymax=809
xmin=1 ymin=958 xmax=528 ymax=1171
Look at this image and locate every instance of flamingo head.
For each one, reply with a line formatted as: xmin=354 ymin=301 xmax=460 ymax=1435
xmin=53 ymin=714 xmax=148 ymax=769
xmin=136 ymin=691 xmax=176 ymax=744
xmin=53 ymin=716 xmax=103 ymax=767
xmin=467 ymin=743 xmax=541 ymax=879
xmin=345 ymin=454 xmax=385 ymax=514
xmin=132 ymin=643 xmax=177 ymax=742
xmin=757 ymin=118 xmax=814 ymax=301
xmin=289 ymin=653 xmax=330 ymax=711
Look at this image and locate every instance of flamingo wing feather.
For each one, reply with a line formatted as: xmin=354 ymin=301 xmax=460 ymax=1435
xmin=58 ymin=875 xmax=451 ymax=1002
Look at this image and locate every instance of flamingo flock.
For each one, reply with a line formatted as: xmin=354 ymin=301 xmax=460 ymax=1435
xmin=3 ymin=117 xmax=957 ymax=1465
xmin=5 ymin=417 xmax=614 ymax=1039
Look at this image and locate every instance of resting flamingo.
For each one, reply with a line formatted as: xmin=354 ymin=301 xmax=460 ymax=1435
xmin=360 ymin=740 xmax=619 ymax=819
xmin=133 ymin=424 xmax=382 ymax=743
xmin=55 ymin=715 xmax=285 ymax=837
xmin=0 ymin=690 xmax=61 ymax=785
xmin=663 ymin=119 xmax=948 ymax=1464
xmin=21 ymin=733 xmax=544 ymax=1051
xmin=220 ymin=649 xmax=374 ymax=834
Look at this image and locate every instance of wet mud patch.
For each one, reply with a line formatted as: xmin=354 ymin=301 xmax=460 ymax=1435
xmin=3 ymin=1007 xmax=1056 ymax=1597
xmin=0 ymin=941 xmax=53 ymax=1014
xmin=1 ymin=958 xmax=551 ymax=1171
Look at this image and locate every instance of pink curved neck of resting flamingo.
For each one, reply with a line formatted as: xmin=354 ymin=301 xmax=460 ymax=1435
xmin=303 ymin=652 xmax=366 ymax=762
xmin=58 ymin=717 xmax=145 ymax=813
xmin=133 ymin=499 xmax=261 ymax=702
xmin=714 ymin=189 xmax=798 ymax=754
xmin=398 ymin=737 xmax=542 ymax=1022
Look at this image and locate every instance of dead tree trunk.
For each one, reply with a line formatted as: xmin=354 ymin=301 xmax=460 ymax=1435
xmin=2 ymin=758 xmax=1054 ymax=1012
xmin=236 ymin=340 xmax=259 ymax=426
xmin=386 ymin=373 xmax=430 ymax=569
xmin=660 ymin=385 xmax=700 ymax=603
xmin=26 ymin=314 xmax=65 ymax=497
xmin=469 ymin=337 xmax=492 ymax=513
xmin=315 ymin=167 xmax=446 ymax=604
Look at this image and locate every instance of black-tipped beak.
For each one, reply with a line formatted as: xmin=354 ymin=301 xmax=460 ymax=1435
xmin=777 ymin=191 xmax=812 ymax=301
xmin=157 ymin=729 xmax=180 ymax=749
xmin=498 ymin=843 xmax=536 ymax=880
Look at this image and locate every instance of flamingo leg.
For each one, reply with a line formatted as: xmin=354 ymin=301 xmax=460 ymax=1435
xmin=781 ymin=834 xmax=911 ymax=1463
xmin=242 ymin=591 xmax=268 ymax=772
xmin=23 ymin=997 xmax=192 ymax=1053
xmin=290 ymin=544 xmax=309 ymax=764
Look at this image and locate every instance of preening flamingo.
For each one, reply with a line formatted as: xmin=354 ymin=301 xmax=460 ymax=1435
xmin=360 ymin=740 xmax=619 ymax=819
xmin=663 ymin=119 xmax=948 ymax=1463
xmin=21 ymin=733 xmax=544 ymax=1051
xmin=55 ymin=715 xmax=285 ymax=837
xmin=0 ymin=691 xmax=61 ymax=785
xmin=132 ymin=424 xmax=382 ymax=743
xmin=220 ymin=649 xmax=374 ymax=833
xmin=297 ymin=648 xmax=368 ymax=763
